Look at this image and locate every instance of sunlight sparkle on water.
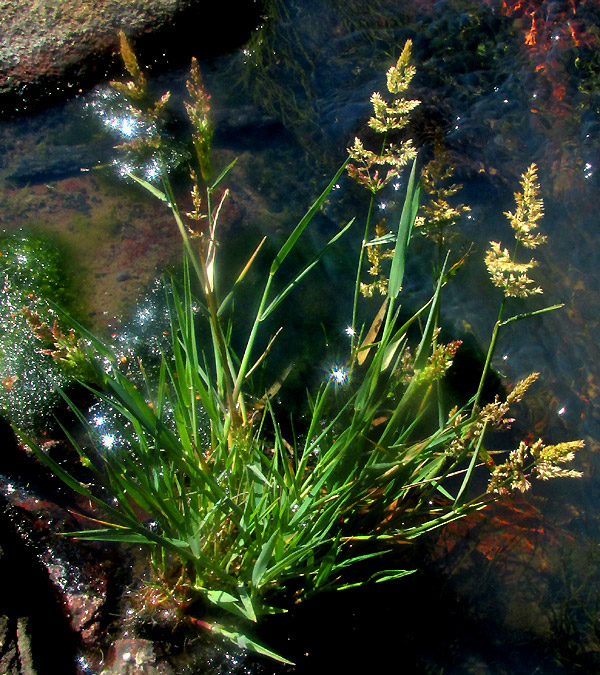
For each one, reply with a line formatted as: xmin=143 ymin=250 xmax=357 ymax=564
xmin=92 ymin=414 xmax=105 ymax=427
xmin=105 ymin=114 xmax=142 ymax=139
xmin=328 ymin=364 xmax=349 ymax=386
xmin=136 ymin=307 xmax=154 ymax=325
xmin=114 ymin=159 xmax=135 ymax=177
xmin=145 ymin=160 xmax=161 ymax=181
xmin=76 ymin=655 xmax=93 ymax=673
xmin=101 ymin=434 xmax=116 ymax=450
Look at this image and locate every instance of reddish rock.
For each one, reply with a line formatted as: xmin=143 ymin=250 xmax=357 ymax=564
xmin=0 ymin=0 xmax=261 ymax=110
xmin=0 ymin=0 xmax=188 ymax=96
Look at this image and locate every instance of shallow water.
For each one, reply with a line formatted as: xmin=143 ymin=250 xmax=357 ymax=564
xmin=2 ymin=0 xmax=600 ymax=671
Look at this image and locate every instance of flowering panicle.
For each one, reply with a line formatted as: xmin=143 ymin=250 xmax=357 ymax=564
xmin=411 ymin=340 xmax=462 ymax=388
xmin=480 ymin=375 xmax=583 ymax=495
xmin=386 ymin=41 xmax=417 ymax=94
xmin=446 ymin=405 xmax=468 ymax=457
xmin=347 ymin=39 xmax=420 ymax=194
xmin=485 ymin=242 xmax=542 ymax=298
xmin=367 ymin=92 xmax=420 ymax=134
xmin=479 ymin=372 xmax=539 ymax=429
xmin=506 ymin=372 xmax=541 ymax=404
xmin=185 ymin=57 xmax=213 ymax=182
xmin=109 ymin=31 xmax=171 ymax=156
xmin=505 ymin=164 xmax=546 ymax=249
xmin=488 ymin=441 xmax=532 ymax=493
xmin=360 ymin=221 xmax=394 ymax=297
xmin=110 ymin=31 xmax=147 ymax=100
xmin=488 ymin=438 xmax=583 ymax=494
xmin=110 ymin=32 xmax=172 ymax=122
xmin=185 ymin=169 xmax=207 ymax=237
xmin=485 ymin=163 xmax=545 ymax=298
xmin=448 ymin=373 xmax=540 ymax=458
xmin=22 ymin=308 xmax=97 ymax=381
xmin=532 ymin=440 xmax=585 ymax=481
xmin=415 ymin=155 xmax=471 ymax=245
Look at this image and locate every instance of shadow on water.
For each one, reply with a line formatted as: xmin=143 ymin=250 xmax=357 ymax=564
xmin=0 ymin=417 xmax=78 ymax=674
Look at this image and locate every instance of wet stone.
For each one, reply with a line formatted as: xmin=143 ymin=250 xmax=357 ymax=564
xmin=0 ymin=615 xmax=18 ymax=674
xmin=59 ymin=590 xmax=104 ymax=645
xmin=101 ymin=638 xmax=175 ymax=675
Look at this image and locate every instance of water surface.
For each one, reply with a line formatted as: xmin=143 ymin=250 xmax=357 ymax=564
xmin=2 ymin=0 xmax=600 ymax=671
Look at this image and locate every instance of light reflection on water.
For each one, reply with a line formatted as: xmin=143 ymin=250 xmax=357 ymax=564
xmin=1 ymin=0 xmax=600 ymax=670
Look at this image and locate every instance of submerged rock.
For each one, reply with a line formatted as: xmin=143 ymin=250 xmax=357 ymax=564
xmin=0 ymin=0 xmax=185 ymax=95
xmin=0 ymin=0 xmax=262 ymax=115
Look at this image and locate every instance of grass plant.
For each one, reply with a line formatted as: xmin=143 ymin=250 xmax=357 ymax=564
xmin=15 ymin=34 xmax=583 ymax=663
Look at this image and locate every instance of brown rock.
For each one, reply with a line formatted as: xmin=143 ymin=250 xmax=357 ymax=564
xmin=0 ymin=0 xmax=188 ymax=95
xmin=0 ymin=0 xmax=261 ymax=109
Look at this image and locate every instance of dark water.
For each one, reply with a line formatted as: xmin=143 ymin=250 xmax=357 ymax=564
xmin=2 ymin=0 xmax=600 ymax=672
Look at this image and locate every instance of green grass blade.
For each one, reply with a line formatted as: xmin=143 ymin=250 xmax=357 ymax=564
xmin=204 ymin=589 xmax=253 ymax=622
xmin=453 ymin=421 xmax=488 ymax=507
xmin=218 ymin=236 xmax=267 ymax=317
xmin=269 ymin=159 xmax=349 ymax=275
xmin=369 ymin=569 xmax=416 ymax=583
xmin=260 ymin=218 xmax=354 ymax=321
xmin=413 ymin=253 xmax=448 ymax=371
xmin=209 ymin=158 xmax=237 ymax=191
xmin=14 ymin=429 xmax=94 ymax=498
xmin=499 ymin=303 xmax=564 ymax=326
xmin=204 ymin=622 xmax=295 ymax=665
xmin=126 ymin=172 xmax=168 ymax=202
xmin=64 ymin=529 xmax=161 ymax=544
xmin=388 ymin=159 xmax=420 ymax=300
xmin=252 ymin=530 xmax=279 ymax=589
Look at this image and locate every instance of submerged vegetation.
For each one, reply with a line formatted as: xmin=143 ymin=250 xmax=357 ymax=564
xmin=14 ymin=33 xmax=584 ymax=663
xmin=0 ymin=236 xmax=77 ymax=430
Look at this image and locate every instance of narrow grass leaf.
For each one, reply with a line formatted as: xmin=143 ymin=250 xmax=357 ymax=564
xmin=370 ymin=569 xmax=416 ymax=583
xmin=270 ymin=159 xmax=349 ymax=275
xmin=388 ymin=159 xmax=419 ymax=300
xmin=209 ymin=158 xmax=237 ymax=190
xmin=413 ymin=253 xmax=447 ymax=371
xmin=238 ymin=584 xmax=258 ymax=623
xmin=205 ymin=623 xmax=294 ymax=665
xmin=218 ymin=236 xmax=267 ymax=316
xmin=126 ymin=172 xmax=168 ymax=202
xmin=15 ymin=429 xmax=94 ymax=498
xmin=65 ymin=529 xmax=160 ymax=544
xmin=252 ymin=530 xmax=279 ymax=588
xmin=357 ymin=297 xmax=388 ymax=365
xmin=261 ymin=218 xmax=354 ymax=320
xmin=499 ymin=303 xmax=564 ymax=326
xmin=333 ymin=548 xmax=392 ymax=570
xmin=453 ymin=420 xmax=488 ymax=507
xmin=204 ymin=590 xmax=252 ymax=621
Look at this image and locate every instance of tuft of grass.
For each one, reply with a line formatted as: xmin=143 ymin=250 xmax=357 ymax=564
xmin=15 ymin=34 xmax=583 ymax=663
